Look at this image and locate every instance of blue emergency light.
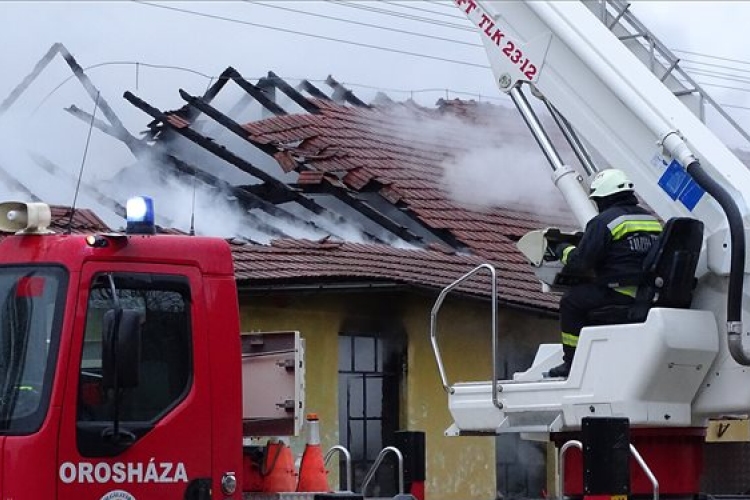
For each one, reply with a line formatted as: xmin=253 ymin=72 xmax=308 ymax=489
xmin=125 ymin=196 xmax=156 ymax=235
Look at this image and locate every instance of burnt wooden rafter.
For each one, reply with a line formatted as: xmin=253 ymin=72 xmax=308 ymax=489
xmin=223 ymin=68 xmax=287 ymax=116
xmin=178 ymin=90 xmax=423 ymax=244
xmin=66 ymin=101 xmax=315 ymax=231
xmin=325 ymin=75 xmax=370 ymax=109
xmin=178 ymin=89 xmax=278 ymax=157
xmin=124 ymin=91 xmax=340 ymax=218
xmin=27 ymin=152 xmax=127 ymax=219
xmin=263 ymin=71 xmax=321 ymax=114
xmin=0 ymin=43 xmax=140 ymax=156
xmin=0 ymin=162 xmax=41 ymax=202
xmin=298 ymin=80 xmax=332 ymax=102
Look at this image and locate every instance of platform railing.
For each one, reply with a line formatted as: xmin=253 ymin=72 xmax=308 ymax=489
xmin=324 ymin=444 xmax=352 ymax=492
xmin=361 ymin=446 xmax=404 ymax=497
xmin=430 ymin=264 xmax=500 ymax=408
xmin=556 ymin=439 xmax=659 ymax=500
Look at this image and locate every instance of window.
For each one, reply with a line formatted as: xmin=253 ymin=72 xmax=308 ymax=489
xmin=77 ymin=273 xmax=192 ymax=455
xmin=0 ymin=266 xmax=67 ymax=434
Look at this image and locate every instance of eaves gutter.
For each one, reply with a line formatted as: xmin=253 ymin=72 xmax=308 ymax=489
xmin=234 ymin=279 xmax=559 ymax=318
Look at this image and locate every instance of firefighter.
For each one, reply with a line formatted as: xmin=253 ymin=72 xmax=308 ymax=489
xmin=545 ymin=168 xmax=662 ymax=378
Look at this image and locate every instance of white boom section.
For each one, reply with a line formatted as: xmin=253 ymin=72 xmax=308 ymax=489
xmin=448 ymin=309 xmax=718 ymax=435
xmin=441 ymin=0 xmax=750 ymax=434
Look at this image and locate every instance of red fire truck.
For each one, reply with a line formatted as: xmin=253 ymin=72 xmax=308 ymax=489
xmin=0 ymin=198 xmax=308 ymax=499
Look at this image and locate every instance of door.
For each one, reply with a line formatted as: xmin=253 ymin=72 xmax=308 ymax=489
xmin=57 ymin=264 xmax=212 ymax=499
xmin=338 ymin=334 xmax=403 ymax=496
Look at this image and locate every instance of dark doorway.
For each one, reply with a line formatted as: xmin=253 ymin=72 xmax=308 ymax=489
xmin=338 ymin=334 xmax=402 ymax=496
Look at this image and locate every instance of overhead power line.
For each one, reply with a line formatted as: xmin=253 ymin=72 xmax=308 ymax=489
xmin=378 ymin=0 xmax=466 ymax=20
xmin=245 ymin=1 xmax=480 ymax=47
xmin=132 ymin=1 xmax=488 ymax=69
xmin=323 ymin=0 xmax=473 ymax=31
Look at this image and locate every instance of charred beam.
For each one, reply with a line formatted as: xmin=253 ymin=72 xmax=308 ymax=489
xmin=225 ymin=68 xmax=287 ymax=116
xmin=164 ymin=154 xmax=306 ymax=223
xmin=298 ymin=80 xmax=332 ymax=102
xmin=65 ymin=105 xmax=127 ymax=141
xmin=178 ymin=89 xmax=278 ymax=157
xmin=265 ymin=71 xmax=321 ymax=114
xmin=325 ymin=75 xmax=370 ymax=108
xmin=124 ymin=91 xmax=332 ymax=217
xmin=0 ymin=163 xmax=41 ymax=201
xmin=56 ymin=45 xmax=140 ymax=152
xmin=26 ymin=152 xmax=127 ymax=219
xmin=0 ymin=44 xmax=61 ymax=116
xmin=1 ymin=43 xmax=137 ymax=156
xmin=293 ymin=181 xmax=423 ymax=244
xmin=68 ymin=101 xmax=310 ymax=227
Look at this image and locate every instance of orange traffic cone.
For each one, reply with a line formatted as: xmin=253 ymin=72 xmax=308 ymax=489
xmin=262 ymin=438 xmax=297 ymax=493
xmin=297 ymin=413 xmax=331 ymax=492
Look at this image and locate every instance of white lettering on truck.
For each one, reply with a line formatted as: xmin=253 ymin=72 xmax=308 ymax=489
xmin=59 ymin=461 xmax=188 ymax=484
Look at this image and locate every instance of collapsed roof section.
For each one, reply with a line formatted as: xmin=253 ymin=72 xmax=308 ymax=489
xmin=1 ymin=44 xmax=572 ymax=311
xmin=121 ymin=70 xmax=573 ymax=310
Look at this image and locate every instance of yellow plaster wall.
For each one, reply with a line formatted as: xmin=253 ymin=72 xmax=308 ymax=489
xmin=402 ymin=295 xmax=497 ymax=500
xmin=239 ymin=294 xmax=343 ymax=458
xmin=239 ymin=290 xmax=559 ymax=500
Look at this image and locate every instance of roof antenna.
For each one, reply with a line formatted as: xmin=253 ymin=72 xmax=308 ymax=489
xmin=189 ymin=168 xmax=197 ymax=236
xmin=67 ymin=90 xmax=100 ymax=234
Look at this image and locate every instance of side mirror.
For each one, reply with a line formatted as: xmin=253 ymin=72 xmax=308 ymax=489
xmin=102 ymin=309 xmax=143 ymax=390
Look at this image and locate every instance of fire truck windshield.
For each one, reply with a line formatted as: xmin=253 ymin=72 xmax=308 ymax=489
xmin=0 ymin=266 xmax=67 ymax=434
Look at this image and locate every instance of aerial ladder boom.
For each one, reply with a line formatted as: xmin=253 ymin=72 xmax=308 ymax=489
xmin=435 ymin=0 xmax=750 ymax=439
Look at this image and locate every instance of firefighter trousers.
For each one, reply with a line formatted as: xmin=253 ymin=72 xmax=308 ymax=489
xmin=559 ymin=283 xmax=634 ymax=363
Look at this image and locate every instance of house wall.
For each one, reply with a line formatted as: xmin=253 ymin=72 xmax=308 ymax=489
xmin=238 ymin=288 xmax=558 ymax=500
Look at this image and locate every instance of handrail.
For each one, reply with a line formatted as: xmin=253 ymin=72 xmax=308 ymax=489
xmin=557 ymin=440 xmax=583 ymax=500
xmin=324 ymin=445 xmax=353 ymax=492
xmin=430 ymin=264 xmax=499 ymax=408
xmin=556 ymin=439 xmax=658 ymax=500
xmin=630 ymin=443 xmax=659 ymax=500
xmin=361 ymin=446 xmax=404 ymax=497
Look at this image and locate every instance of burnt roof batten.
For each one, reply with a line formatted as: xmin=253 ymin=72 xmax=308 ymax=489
xmin=27 ymin=152 xmax=127 ymax=219
xmin=124 ymin=91 xmax=333 ymax=216
xmin=178 ymin=90 xmax=278 ymax=157
xmin=265 ymin=71 xmax=321 ymax=114
xmin=294 ymin=182 xmax=423 ymax=244
xmin=325 ymin=75 xmax=370 ymax=108
xmin=225 ymin=68 xmax=287 ymax=116
xmin=178 ymin=90 xmax=416 ymax=242
xmin=0 ymin=163 xmax=41 ymax=202
xmin=0 ymin=43 xmax=61 ymax=116
xmin=298 ymin=80 xmax=332 ymax=102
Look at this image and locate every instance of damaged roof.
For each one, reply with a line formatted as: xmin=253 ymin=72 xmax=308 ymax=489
xmin=232 ymin=97 xmax=571 ymax=311
xmin=1 ymin=47 xmax=568 ymax=313
xmin=231 ymin=237 xmax=554 ymax=310
xmin=129 ymin=75 xmax=573 ymax=313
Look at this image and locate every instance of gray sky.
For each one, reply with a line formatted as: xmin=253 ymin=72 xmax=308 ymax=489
xmin=1 ymin=1 xmax=750 ymax=232
xmin=3 ymin=2 xmax=750 ymax=127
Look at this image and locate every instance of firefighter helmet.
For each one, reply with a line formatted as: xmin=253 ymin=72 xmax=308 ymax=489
xmin=588 ymin=169 xmax=634 ymax=198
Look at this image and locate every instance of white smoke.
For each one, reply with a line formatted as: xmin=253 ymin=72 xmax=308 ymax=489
xmin=373 ymin=102 xmax=571 ymax=216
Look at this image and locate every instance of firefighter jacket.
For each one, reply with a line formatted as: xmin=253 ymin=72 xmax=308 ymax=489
xmin=559 ymin=196 xmax=662 ymax=287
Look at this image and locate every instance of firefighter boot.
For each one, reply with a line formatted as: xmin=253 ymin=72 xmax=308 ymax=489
xmin=544 ymin=345 xmax=575 ymax=378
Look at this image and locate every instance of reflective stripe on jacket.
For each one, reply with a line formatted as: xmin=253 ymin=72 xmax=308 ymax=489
xmin=561 ymin=199 xmax=662 ymax=286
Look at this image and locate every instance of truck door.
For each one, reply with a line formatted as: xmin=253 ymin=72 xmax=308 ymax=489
xmin=57 ymin=264 xmax=213 ymax=499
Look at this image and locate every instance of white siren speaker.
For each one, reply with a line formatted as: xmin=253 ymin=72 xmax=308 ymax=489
xmin=0 ymin=202 xmax=52 ymax=234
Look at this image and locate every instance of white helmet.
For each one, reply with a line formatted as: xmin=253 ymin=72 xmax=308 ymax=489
xmin=589 ymin=168 xmax=634 ymax=199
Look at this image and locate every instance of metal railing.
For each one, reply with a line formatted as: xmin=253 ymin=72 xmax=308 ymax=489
xmin=585 ymin=0 xmax=750 ymax=146
xmin=361 ymin=446 xmax=404 ymax=497
xmin=430 ymin=264 xmax=501 ymax=409
xmin=324 ymin=445 xmax=352 ymax=492
xmin=556 ymin=439 xmax=659 ymax=500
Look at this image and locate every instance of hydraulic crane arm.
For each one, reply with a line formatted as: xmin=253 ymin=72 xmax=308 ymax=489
xmin=445 ymin=0 xmax=750 ymax=424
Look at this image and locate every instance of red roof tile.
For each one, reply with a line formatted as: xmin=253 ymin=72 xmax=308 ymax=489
xmin=240 ymin=98 xmax=575 ymax=311
xmin=231 ymin=238 xmax=558 ymax=312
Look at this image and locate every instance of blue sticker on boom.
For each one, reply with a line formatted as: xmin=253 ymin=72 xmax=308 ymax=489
xmin=658 ymin=160 xmax=705 ymax=211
